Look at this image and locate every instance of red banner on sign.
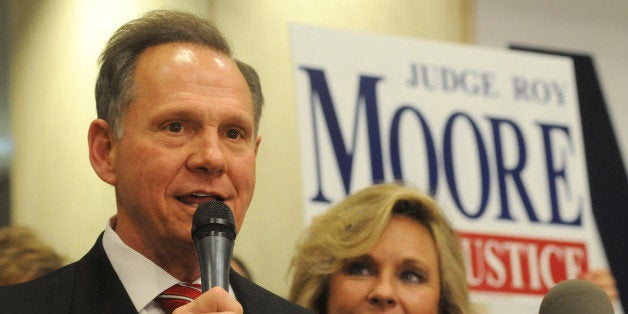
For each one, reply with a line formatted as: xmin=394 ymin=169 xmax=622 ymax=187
xmin=459 ymin=232 xmax=588 ymax=295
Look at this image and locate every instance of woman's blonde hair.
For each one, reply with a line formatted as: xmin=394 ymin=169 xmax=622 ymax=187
xmin=288 ymin=182 xmax=470 ymax=313
xmin=0 ymin=225 xmax=65 ymax=286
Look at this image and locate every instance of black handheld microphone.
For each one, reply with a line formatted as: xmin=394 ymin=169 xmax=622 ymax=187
xmin=538 ymin=279 xmax=614 ymax=314
xmin=191 ymin=200 xmax=236 ymax=292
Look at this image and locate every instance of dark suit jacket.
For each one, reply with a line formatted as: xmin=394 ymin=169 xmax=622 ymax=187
xmin=0 ymin=233 xmax=312 ymax=314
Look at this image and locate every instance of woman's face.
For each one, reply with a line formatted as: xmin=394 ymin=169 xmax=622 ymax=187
xmin=326 ymin=215 xmax=441 ymax=314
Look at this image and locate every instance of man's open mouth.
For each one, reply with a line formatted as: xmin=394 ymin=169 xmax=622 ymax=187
xmin=177 ymin=193 xmax=224 ymax=206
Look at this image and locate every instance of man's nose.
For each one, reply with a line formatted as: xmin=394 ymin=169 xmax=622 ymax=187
xmin=187 ymin=133 xmax=227 ymax=175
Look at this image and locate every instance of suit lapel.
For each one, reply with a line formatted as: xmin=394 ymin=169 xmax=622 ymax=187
xmin=230 ymin=269 xmax=263 ymax=313
xmin=70 ymin=233 xmax=137 ymax=313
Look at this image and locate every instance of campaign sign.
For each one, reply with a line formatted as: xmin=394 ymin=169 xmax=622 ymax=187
xmin=290 ymin=23 xmax=608 ymax=312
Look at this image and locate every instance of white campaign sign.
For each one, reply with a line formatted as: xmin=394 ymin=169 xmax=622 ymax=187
xmin=290 ymin=23 xmax=609 ymax=313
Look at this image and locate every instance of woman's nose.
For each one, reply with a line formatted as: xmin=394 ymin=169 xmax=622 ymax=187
xmin=367 ymin=277 xmax=398 ymax=309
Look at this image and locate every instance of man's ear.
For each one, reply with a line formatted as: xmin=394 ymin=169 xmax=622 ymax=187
xmin=88 ymin=119 xmax=117 ymax=185
xmin=254 ymin=135 xmax=261 ymax=156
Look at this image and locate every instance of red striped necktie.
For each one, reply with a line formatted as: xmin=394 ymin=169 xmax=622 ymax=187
xmin=156 ymin=282 xmax=202 ymax=313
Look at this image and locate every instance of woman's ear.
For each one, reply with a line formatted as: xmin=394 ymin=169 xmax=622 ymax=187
xmin=88 ymin=119 xmax=117 ymax=185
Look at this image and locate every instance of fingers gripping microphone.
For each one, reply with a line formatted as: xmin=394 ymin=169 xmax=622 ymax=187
xmin=192 ymin=200 xmax=236 ymax=292
xmin=538 ymin=279 xmax=614 ymax=314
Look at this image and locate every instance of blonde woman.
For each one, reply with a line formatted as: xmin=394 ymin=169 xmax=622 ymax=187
xmin=0 ymin=225 xmax=65 ymax=286
xmin=289 ymin=182 xmax=470 ymax=314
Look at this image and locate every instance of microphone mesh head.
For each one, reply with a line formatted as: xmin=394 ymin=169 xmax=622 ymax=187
xmin=192 ymin=200 xmax=236 ymax=241
xmin=538 ymin=279 xmax=614 ymax=314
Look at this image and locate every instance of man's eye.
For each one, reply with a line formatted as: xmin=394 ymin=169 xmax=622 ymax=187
xmin=226 ymin=129 xmax=242 ymax=139
xmin=167 ymin=122 xmax=183 ymax=133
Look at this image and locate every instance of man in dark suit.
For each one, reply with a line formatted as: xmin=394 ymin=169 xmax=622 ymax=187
xmin=0 ymin=9 xmax=311 ymax=314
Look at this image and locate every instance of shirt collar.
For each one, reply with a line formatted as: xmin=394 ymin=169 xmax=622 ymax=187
xmin=102 ymin=216 xmax=236 ymax=312
xmin=103 ymin=217 xmax=181 ymax=312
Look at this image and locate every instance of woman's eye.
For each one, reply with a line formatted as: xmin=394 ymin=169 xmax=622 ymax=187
xmin=167 ymin=122 xmax=183 ymax=133
xmin=400 ymin=270 xmax=424 ymax=283
xmin=344 ymin=262 xmax=371 ymax=276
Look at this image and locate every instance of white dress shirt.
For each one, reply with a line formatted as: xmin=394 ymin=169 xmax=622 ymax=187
xmin=102 ymin=216 xmax=234 ymax=313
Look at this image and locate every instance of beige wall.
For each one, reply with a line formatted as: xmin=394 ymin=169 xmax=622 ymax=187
xmin=10 ymin=0 xmax=471 ymax=297
xmin=9 ymin=0 xmax=210 ymax=267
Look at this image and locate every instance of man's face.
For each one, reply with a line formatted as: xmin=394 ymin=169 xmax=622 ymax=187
xmin=109 ymin=43 xmax=259 ymax=255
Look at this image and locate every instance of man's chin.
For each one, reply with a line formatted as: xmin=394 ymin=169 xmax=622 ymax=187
xmin=167 ymin=231 xmax=196 ymax=252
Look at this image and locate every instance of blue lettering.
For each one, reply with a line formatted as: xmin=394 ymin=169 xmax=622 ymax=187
xmin=300 ymin=67 xmax=384 ymax=202
xmin=538 ymin=123 xmax=581 ymax=225
xmin=443 ymin=112 xmax=491 ymax=218
xmin=488 ymin=117 xmax=539 ymax=222
xmin=389 ymin=105 xmax=439 ymax=195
